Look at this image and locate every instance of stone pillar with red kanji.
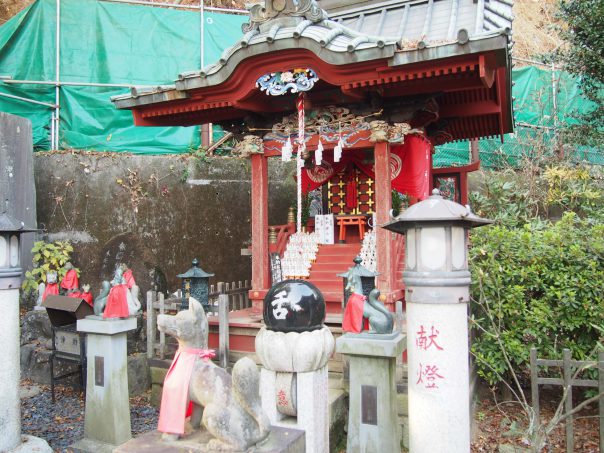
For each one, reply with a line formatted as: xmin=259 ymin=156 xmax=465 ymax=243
xmin=382 ymin=189 xmax=492 ymax=453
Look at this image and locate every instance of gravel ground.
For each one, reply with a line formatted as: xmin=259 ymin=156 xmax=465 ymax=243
xmin=20 ymin=380 xmax=159 ymax=452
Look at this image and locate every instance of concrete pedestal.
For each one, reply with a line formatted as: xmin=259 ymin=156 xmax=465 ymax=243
xmin=406 ymin=301 xmax=470 ymax=453
xmin=336 ymin=332 xmax=405 ymax=453
xmin=255 ymin=327 xmax=334 ymax=453
xmin=114 ymin=426 xmax=305 ymax=453
xmin=70 ymin=316 xmax=137 ymax=453
xmin=260 ymin=366 xmax=329 ymax=453
xmin=0 ymin=288 xmax=22 ymax=451
xmin=1 ymin=286 xmax=52 ymax=453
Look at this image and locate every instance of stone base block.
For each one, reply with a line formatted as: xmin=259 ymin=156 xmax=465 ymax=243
xmin=69 ymin=437 xmax=121 ymax=453
xmin=114 ymin=427 xmax=305 ymax=453
xmin=260 ymin=366 xmax=329 ymax=453
xmin=8 ymin=435 xmax=53 ymax=453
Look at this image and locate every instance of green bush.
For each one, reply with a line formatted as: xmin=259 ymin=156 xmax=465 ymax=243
xmin=22 ymin=240 xmax=79 ymax=294
xmin=469 ymin=212 xmax=604 ymax=385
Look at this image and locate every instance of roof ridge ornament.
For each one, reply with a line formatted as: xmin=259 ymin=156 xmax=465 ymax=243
xmin=242 ymin=0 xmax=328 ymax=33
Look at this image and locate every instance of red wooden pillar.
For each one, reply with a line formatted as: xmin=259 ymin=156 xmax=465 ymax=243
xmin=374 ymin=141 xmax=396 ymax=307
xmin=250 ymin=154 xmax=270 ymax=311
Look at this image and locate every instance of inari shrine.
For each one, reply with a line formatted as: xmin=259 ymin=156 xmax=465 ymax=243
xmin=113 ymin=0 xmax=513 ymax=342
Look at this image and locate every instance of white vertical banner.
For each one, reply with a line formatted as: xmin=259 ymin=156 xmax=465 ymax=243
xmin=314 ymin=215 xmax=334 ymax=244
xmin=315 ymin=215 xmax=324 ymax=242
xmin=407 ymin=301 xmax=470 ymax=453
xmin=324 ymin=214 xmax=334 ymax=244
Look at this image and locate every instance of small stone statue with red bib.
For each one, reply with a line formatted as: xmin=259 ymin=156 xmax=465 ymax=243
xmin=35 ymin=271 xmax=59 ymax=310
xmin=60 ymin=262 xmax=79 ymax=295
xmin=101 ymin=265 xmax=141 ymax=319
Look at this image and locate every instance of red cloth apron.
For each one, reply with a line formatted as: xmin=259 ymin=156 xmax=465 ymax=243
xmin=60 ymin=269 xmax=79 ymax=291
xmin=81 ymin=291 xmax=93 ymax=307
xmin=123 ymin=269 xmax=136 ymax=289
xmin=42 ymin=283 xmax=59 ymax=302
xmin=342 ymin=293 xmax=368 ymax=333
xmin=158 ymin=348 xmax=216 ymax=435
xmin=103 ymin=284 xmax=130 ymax=318
xmin=68 ymin=291 xmax=93 ymax=307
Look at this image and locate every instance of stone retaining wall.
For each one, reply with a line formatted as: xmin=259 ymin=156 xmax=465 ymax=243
xmin=33 ymin=153 xmax=296 ymax=298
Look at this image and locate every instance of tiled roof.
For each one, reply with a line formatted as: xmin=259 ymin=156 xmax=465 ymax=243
xmin=172 ymin=18 xmax=400 ymax=92
xmin=112 ymin=0 xmax=513 ymax=108
xmin=329 ymin=0 xmax=513 ymax=41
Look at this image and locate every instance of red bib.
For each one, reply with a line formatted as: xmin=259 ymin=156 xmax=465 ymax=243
xmin=103 ymin=284 xmax=130 ymax=318
xmin=342 ymin=293 xmax=368 ymax=333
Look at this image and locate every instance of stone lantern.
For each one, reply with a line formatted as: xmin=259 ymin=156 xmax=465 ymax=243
xmin=0 ymin=212 xmax=37 ymax=289
xmin=382 ymin=188 xmax=492 ymax=453
xmin=177 ymin=258 xmax=214 ymax=312
xmin=0 ymin=212 xmax=43 ymax=452
xmin=337 ymin=256 xmax=379 ymax=307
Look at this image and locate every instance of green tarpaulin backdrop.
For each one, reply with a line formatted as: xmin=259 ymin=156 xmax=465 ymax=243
xmin=0 ymin=0 xmax=600 ymax=166
xmin=0 ymin=0 xmax=247 ymax=153
xmin=435 ymin=66 xmax=602 ymax=167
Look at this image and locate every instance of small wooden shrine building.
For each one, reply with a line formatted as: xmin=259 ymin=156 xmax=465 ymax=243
xmin=113 ymin=0 xmax=513 ymax=331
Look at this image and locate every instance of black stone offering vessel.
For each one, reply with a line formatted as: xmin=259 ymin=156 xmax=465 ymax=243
xmin=263 ymin=279 xmax=326 ymax=332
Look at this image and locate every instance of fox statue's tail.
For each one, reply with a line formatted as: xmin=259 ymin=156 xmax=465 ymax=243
xmin=367 ymin=288 xmax=394 ymax=333
xmin=232 ymin=357 xmax=271 ymax=442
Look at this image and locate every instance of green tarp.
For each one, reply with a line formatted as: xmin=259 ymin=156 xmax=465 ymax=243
xmin=435 ymin=66 xmax=602 ymax=167
xmin=0 ymin=0 xmax=247 ymax=152
xmin=0 ymin=1 xmax=600 ymax=165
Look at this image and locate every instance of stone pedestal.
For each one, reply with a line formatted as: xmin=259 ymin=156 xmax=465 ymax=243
xmin=70 ymin=316 xmax=137 ymax=453
xmin=336 ymin=332 xmax=405 ymax=453
xmin=406 ymin=301 xmax=470 ymax=453
xmin=114 ymin=426 xmax=305 ymax=453
xmin=255 ymin=327 xmax=334 ymax=453
xmin=0 ymin=288 xmax=22 ymax=451
xmin=1 ymin=285 xmax=52 ymax=453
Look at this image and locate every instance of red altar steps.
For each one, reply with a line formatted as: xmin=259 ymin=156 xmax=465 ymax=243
xmin=308 ymin=243 xmax=361 ymax=318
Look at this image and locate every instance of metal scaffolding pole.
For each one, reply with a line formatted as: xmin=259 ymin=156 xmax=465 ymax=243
xmin=54 ymin=0 xmax=60 ymax=150
xmin=0 ymin=92 xmax=57 ymax=108
xmin=101 ymin=0 xmax=247 ymax=14
xmin=199 ymin=0 xmax=213 ymax=145
xmin=3 ymin=79 xmax=147 ymax=88
xmin=200 ymin=0 xmax=205 ymax=70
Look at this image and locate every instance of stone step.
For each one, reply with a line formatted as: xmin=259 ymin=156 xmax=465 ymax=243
xmin=308 ymin=280 xmax=344 ymax=292
xmin=309 ymin=263 xmax=354 ymax=272
xmin=321 ymin=291 xmax=344 ymax=302
xmin=308 ymin=270 xmax=347 ymax=279
xmin=316 ymin=244 xmax=360 ymax=253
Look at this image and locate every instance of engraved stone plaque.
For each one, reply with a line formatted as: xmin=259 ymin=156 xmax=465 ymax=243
xmin=95 ymin=356 xmax=104 ymax=387
xmin=361 ymin=385 xmax=377 ymax=425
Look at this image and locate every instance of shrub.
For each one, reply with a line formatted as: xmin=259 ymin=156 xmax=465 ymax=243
xmin=469 ymin=212 xmax=604 ymax=385
xmin=22 ymin=240 xmax=79 ymax=294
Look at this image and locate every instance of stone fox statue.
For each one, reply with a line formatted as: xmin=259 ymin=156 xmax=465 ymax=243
xmin=365 ymin=288 xmax=394 ymax=334
xmin=343 ymin=271 xmax=394 ymax=334
xmin=157 ymin=298 xmax=270 ymax=451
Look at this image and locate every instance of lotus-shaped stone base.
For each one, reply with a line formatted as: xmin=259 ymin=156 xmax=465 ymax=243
xmin=255 ymin=326 xmax=335 ymax=372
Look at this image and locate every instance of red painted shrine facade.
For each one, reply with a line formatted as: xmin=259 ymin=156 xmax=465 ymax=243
xmin=113 ymin=0 xmax=514 ymax=327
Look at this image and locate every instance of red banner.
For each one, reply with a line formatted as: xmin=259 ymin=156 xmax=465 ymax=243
xmin=301 ymin=134 xmax=432 ymax=200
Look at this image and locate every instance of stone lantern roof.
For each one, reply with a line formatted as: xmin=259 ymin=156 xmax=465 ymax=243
xmin=177 ymin=258 xmax=214 ymax=279
xmin=382 ymin=188 xmax=493 ymax=233
xmin=0 ymin=212 xmax=37 ymax=233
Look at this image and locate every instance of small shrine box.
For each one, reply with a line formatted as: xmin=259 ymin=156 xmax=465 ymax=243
xmin=43 ymin=295 xmax=93 ymax=327
xmin=43 ymin=295 xmax=93 ymax=356
xmin=43 ymin=295 xmax=93 ymax=400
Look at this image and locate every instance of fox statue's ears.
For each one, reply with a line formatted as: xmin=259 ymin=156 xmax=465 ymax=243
xmin=189 ymin=297 xmax=207 ymax=322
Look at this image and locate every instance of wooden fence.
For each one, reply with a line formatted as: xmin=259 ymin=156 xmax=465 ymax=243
xmin=530 ymin=348 xmax=604 ymax=453
xmin=146 ymin=280 xmax=251 ymax=364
